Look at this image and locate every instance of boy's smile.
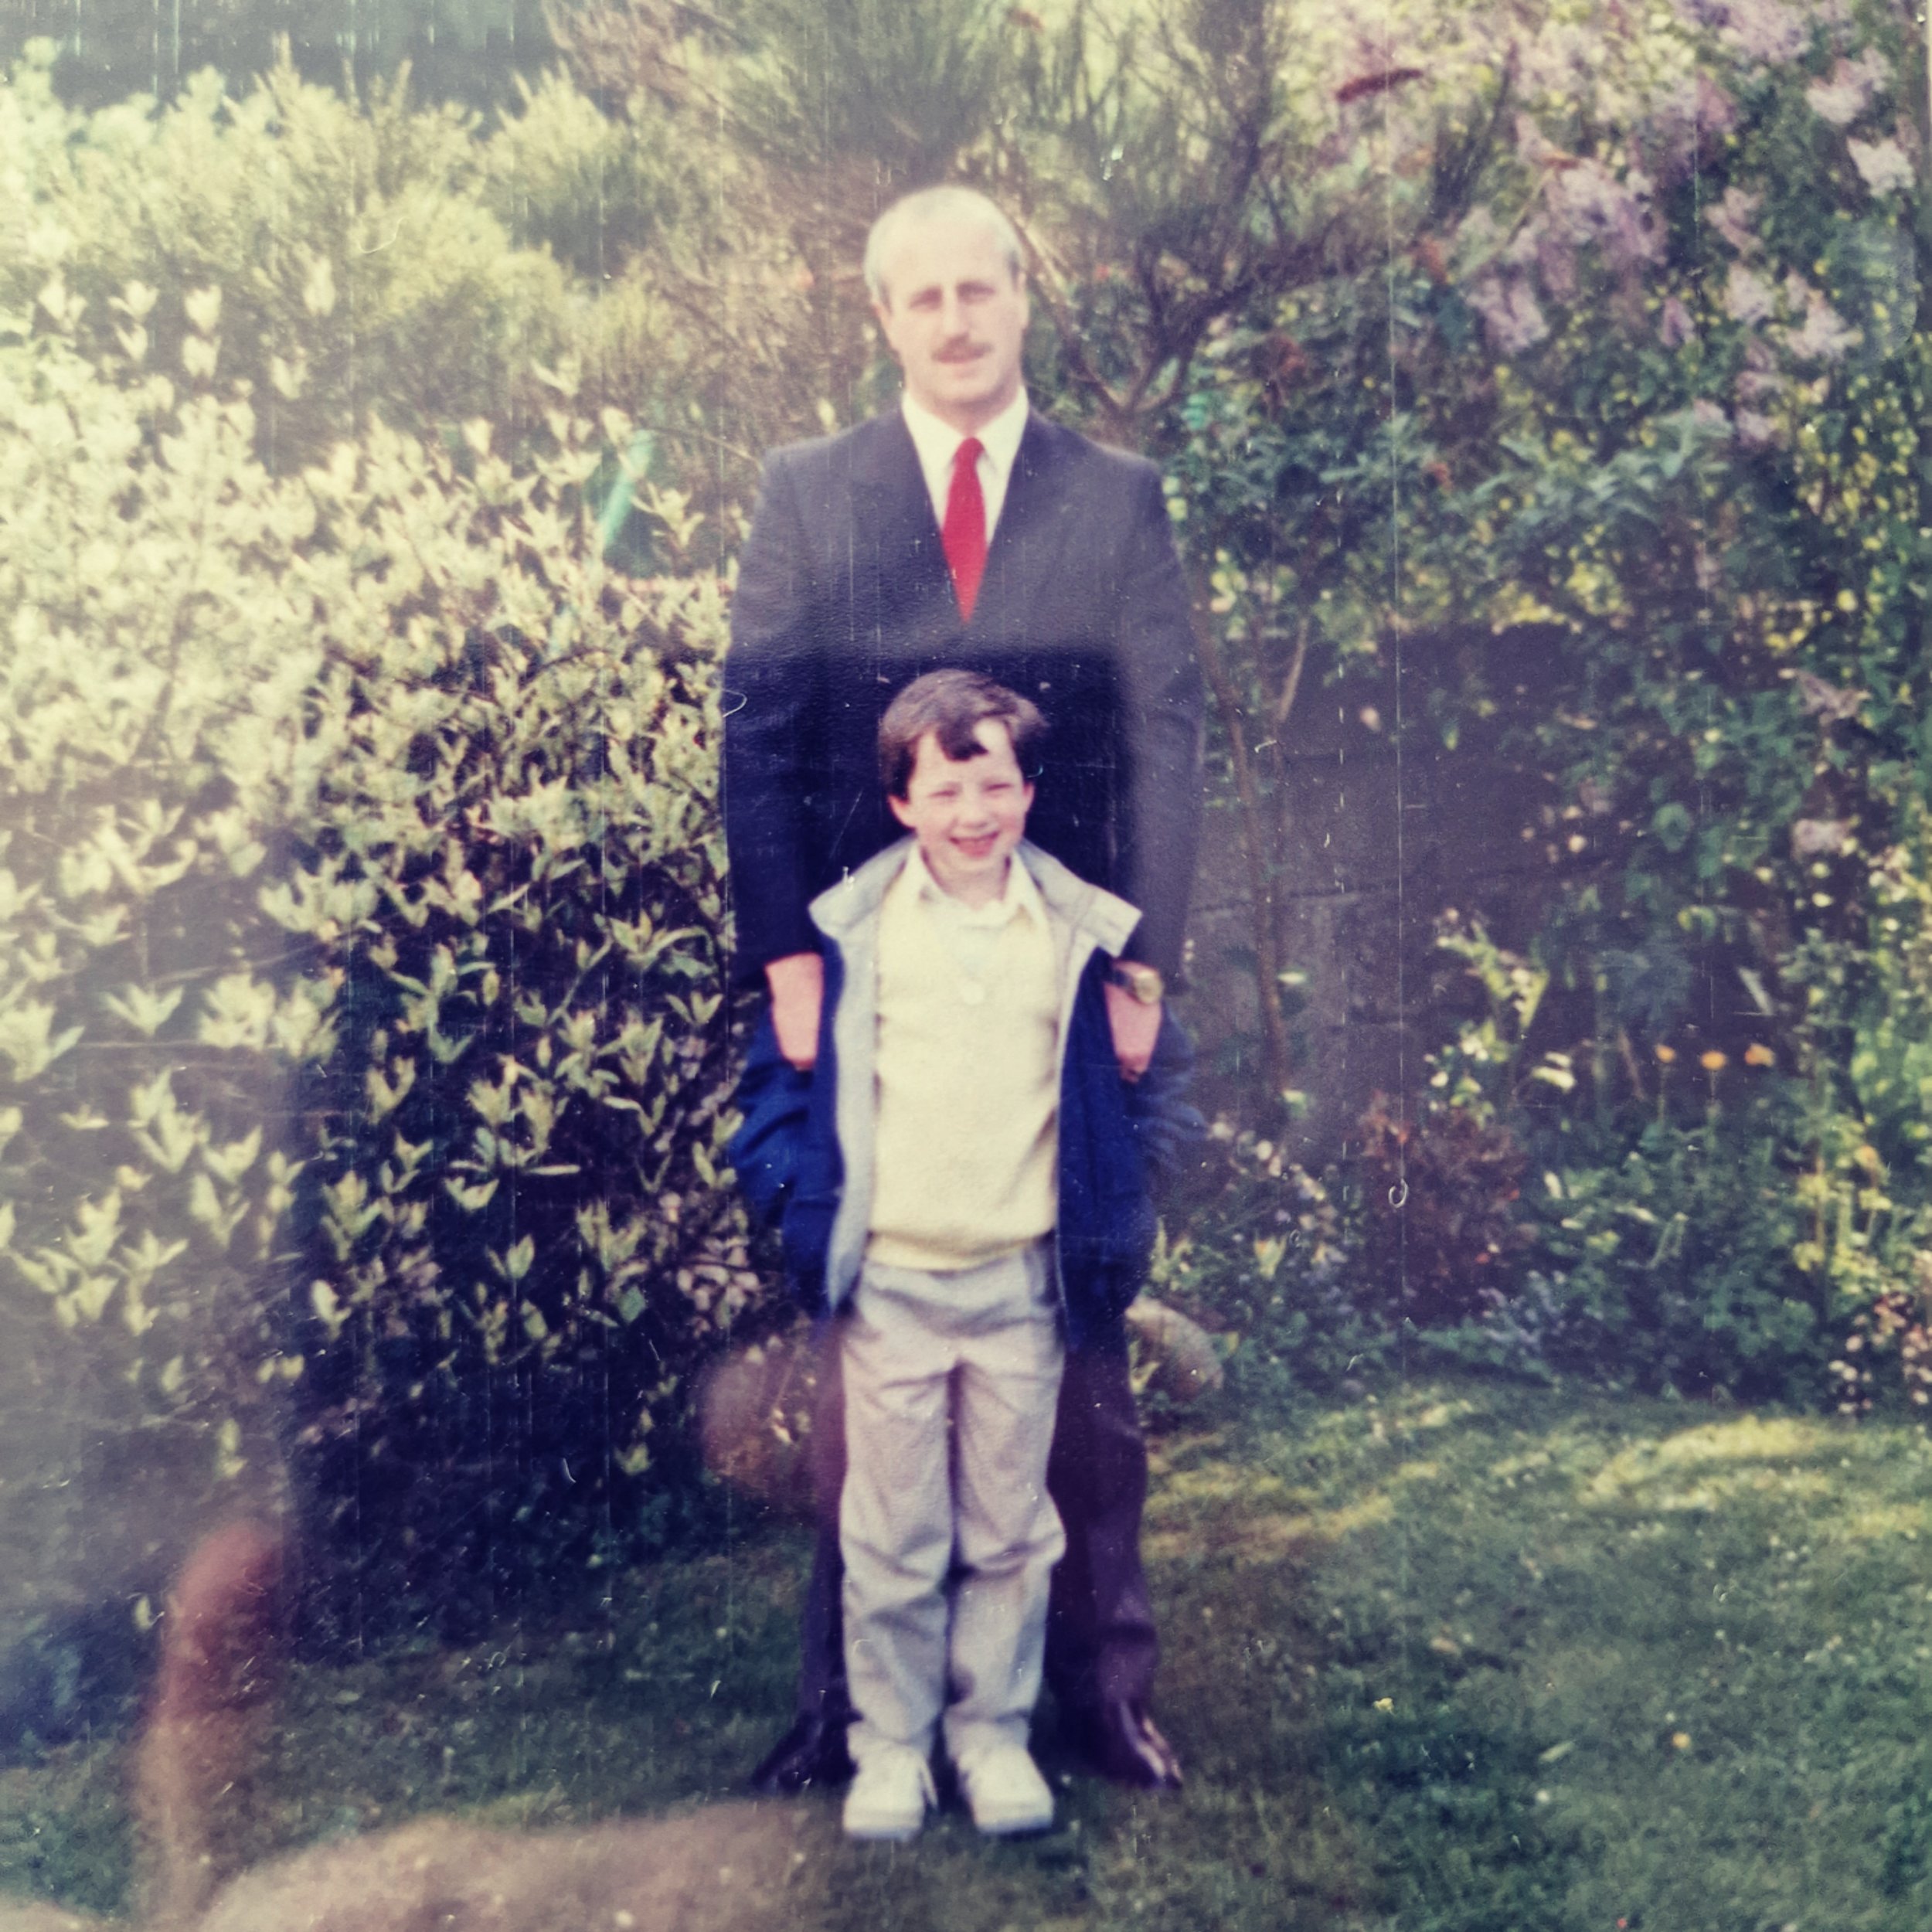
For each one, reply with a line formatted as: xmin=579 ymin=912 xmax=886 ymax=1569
xmin=889 ymin=719 xmax=1035 ymax=907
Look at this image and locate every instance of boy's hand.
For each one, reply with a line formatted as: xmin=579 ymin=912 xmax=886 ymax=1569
xmin=1104 ymin=977 xmax=1162 ymax=1082
xmin=766 ymin=951 xmax=824 ymax=1070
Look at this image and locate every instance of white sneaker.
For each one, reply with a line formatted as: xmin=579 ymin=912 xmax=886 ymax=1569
xmin=843 ymin=1744 xmax=936 ymax=1842
xmin=954 ymin=1743 xmax=1056 ymax=1836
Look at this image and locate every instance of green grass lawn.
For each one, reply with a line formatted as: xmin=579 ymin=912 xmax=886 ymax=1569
xmin=6 ymin=1375 xmax=1932 ymax=1929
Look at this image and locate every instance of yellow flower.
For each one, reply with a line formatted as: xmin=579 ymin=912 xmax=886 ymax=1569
xmin=1672 ymin=1731 xmax=1692 ymax=1751
xmin=1744 ymin=1043 xmax=1774 ymax=1067
xmin=1699 ymin=1050 xmax=1727 ymax=1072
xmin=1655 ymin=1043 xmax=1677 ymax=1064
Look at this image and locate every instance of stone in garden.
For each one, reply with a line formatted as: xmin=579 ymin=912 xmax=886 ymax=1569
xmin=1125 ymin=1297 xmax=1224 ymax=1405
xmin=695 ymin=1326 xmax=822 ymax=1522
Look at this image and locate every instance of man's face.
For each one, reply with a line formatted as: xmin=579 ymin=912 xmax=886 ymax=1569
xmin=889 ymin=719 xmax=1034 ymax=906
xmin=872 ymin=210 xmax=1030 ymax=434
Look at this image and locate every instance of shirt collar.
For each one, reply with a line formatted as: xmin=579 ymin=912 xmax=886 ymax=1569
xmin=897 ymin=842 xmax=1044 ymax=928
xmin=900 ymin=386 xmax=1029 ymax=488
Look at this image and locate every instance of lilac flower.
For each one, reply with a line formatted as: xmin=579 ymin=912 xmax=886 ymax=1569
xmin=1849 ymin=136 xmax=1914 ymax=198
xmin=1782 ymin=285 xmax=1860 ymax=363
xmin=1604 ymin=195 xmax=1659 ymax=273
xmin=1513 ymin=113 xmax=1562 ymax=171
xmin=1707 ymin=185 xmax=1762 ymax=254
xmin=1642 ymin=75 xmax=1736 ymax=181
xmin=1734 ymin=410 xmax=1777 ymax=448
xmin=1723 ymin=264 xmax=1775 ymax=325
xmin=1805 ymin=52 xmax=1887 ymax=128
xmin=1536 ymin=231 xmax=1577 ymax=303
xmin=1468 ymin=276 xmax=1550 ymax=354
xmin=1521 ymin=26 xmax=1596 ymax=97
xmin=1504 ymin=220 xmax=1543 ymax=270
xmin=1719 ymin=0 xmax=1810 ymax=64
xmin=1697 ymin=75 xmax=1739 ymax=139
xmin=1542 ymin=162 xmax=1660 ymax=273
xmin=1736 ymin=337 xmax=1781 ymax=405
xmin=1675 ymin=0 xmax=1845 ymax=32
xmin=1659 ymin=297 xmax=1695 ymax=346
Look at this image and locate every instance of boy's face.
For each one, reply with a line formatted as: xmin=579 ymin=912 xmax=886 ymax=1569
xmin=889 ymin=719 xmax=1034 ymax=906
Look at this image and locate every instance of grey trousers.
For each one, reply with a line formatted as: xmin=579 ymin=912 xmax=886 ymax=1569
xmin=839 ymin=1243 xmax=1066 ymax=1764
xmin=791 ymin=1330 xmax=1161 ymax=1736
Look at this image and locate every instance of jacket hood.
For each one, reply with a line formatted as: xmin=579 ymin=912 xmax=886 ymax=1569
xmin=807 ymin=837 xmax=1139 ymax=958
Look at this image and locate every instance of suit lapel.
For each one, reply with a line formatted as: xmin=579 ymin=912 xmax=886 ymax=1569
xmin=846 ymin=406 xmax=1078 ymax=639
xmin=972 ymin=413 xmax=1077 ymax=638
xmin=852 ymin=413 xmax=956 ymax=631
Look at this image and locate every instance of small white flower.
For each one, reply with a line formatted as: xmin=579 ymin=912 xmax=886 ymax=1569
xmin=1849 ymin=137 xmax=1914 ymax=199
xmin=1708 ymin=186 xmax=1762 ymax=255
xmin=1723 ymin=264 xmax=1774 ymax=326
xmin=1784 ymin=289 xmax=1859 ymax=364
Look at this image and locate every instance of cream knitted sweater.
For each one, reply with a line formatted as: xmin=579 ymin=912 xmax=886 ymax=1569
xmin=866 ymin=852 xmax=1060 ymax=1270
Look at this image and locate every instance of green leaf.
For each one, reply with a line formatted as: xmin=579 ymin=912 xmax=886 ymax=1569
xmin=1651 ymin=802 xmax=1693 ymax=853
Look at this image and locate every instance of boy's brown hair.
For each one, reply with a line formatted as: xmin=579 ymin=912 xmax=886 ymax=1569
xmin=878 ymin=669 xmax=1047 ymax=799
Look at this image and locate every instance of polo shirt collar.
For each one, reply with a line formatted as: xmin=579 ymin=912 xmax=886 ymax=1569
xmin=897 ymin=842 xmax=1044 ymax=928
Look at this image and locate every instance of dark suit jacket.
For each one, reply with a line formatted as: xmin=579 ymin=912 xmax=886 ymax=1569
xmin=723 ymin=407 xmax=1203 ymax=981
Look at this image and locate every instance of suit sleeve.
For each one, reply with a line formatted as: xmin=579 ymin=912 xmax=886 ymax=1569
xmin=723 ymin=451 xmax=821 ymax=981
xmin=1114 ymin=461 xmax=1204 ymax=981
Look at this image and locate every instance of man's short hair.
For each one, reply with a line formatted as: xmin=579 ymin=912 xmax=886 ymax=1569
xmin=879 ymin=669 xmax=1046 ymax=799
xmin=862 ymin=186 xmax=1026 ymax=309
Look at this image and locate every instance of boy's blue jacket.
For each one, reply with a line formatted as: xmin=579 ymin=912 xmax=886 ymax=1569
xmin=729 ymin=838 xmax=1201 ymax=1352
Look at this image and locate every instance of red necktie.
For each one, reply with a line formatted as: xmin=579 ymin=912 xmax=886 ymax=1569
xmin=942 ymin=436 xmax=987 ymax=622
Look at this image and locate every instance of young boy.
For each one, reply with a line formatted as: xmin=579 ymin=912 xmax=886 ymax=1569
xmin=730 ymin=669 xmax=1189 ymax=1842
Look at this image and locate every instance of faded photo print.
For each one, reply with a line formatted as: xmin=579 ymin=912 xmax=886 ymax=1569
xmin=2 ymin=2 xmax=1928 ymax=1927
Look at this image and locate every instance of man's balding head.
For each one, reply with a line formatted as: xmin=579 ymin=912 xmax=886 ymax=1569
xmin=863 ymin=186 xmax=1025 ymax=311
xmin=864 ymin=187 xmax=1031 ymax=434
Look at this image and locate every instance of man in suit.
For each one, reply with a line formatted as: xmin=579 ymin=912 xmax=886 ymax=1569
xmin=723 ymin=184 xmax=1201 ymax=1793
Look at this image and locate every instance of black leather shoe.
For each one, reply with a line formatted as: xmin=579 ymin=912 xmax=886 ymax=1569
xmin=1076 ymin=1699 xmax=1183 ymax=1789
xmin=747 ymin=1712 xmax=855 ymax=1795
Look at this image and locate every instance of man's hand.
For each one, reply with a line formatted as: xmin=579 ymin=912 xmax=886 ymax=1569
xmin=1104 ymin=974 xmax=1162 ymax=1082
xmin=765 ymin=952 xmax=825 ymax=1070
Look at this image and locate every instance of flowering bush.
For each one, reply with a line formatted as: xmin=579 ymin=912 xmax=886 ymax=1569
xmin=1352 ymin=1095 xmax=1532 ymax=1331
xmin=0 ymin=300 xmax=761 ymax=1612
xmin=1146 ymin=1125 xmax=1368 ymax=1399
xmin=1147 ymin=0 xmax=1932 ymax=1401
xmin=0 ymin=43 xmax=571 ymax=473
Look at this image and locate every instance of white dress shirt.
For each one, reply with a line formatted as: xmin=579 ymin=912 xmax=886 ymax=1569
xmin=900 ymin=386 xmax=1030 ymax=545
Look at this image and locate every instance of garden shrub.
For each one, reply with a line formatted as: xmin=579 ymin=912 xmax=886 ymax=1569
xmin=1146 ymin=1124 xmax=1372 ymax=1404
xmin=0 ymin=303 xmax=762 ymax=1625
xmin=0 ymin=43 xmax=571 ymax=473
xmin=1524 ymin=1103 xmax=1828 ymax=1401
xmin=1352 ymin=1095 xmax=1532 ymax=1330
xmin=1114 ymin=0 xmax=1932 ymax=1414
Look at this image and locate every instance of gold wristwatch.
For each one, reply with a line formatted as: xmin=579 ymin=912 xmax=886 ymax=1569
xmin=1107 ymin=961 xmax=1165 ymax=1005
